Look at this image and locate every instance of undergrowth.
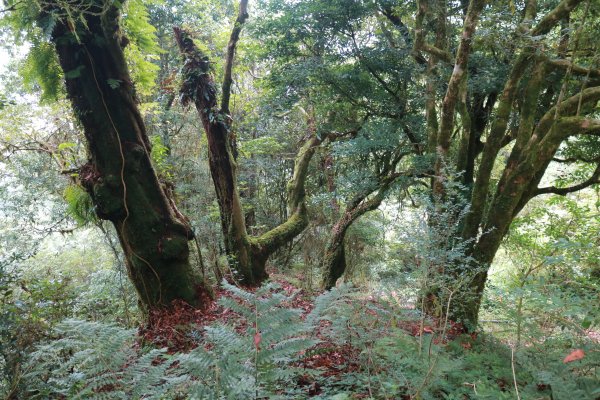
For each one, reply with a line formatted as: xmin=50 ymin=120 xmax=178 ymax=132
xmin=20 ymin=281 xmax=600 ymax=399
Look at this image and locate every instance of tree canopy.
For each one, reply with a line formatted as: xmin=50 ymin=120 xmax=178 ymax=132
xmin=1 ymin=0 xmax=599 ymax=398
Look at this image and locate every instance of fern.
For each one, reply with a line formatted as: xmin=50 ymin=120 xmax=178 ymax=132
xmin=20 ymin=40 xmax=63 ymax=102
xmin=22 ymin=282 xmax=340 ymax=399
xmin=24 ymin=319 xmax=173 ymax=399
xmin=122 ymin=0 xmax=161 ymax=97
xmin=22 ymin=284 xmax=600 ymax=399
xmin=63 ymin=184 xmax=97 ymax=226
xmin=175 ymin=281 xmax=320 ymax=398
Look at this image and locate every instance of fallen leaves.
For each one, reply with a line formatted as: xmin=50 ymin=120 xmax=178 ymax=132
xmin=254 ymin=330 xmax=262 ymax=350
xmin=563 ymin=349 xmax=585 ymax=363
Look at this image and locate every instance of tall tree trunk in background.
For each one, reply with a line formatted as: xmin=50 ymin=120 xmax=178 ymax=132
xmin=175 ymin=13 xmax=315 ymax=284
xmin=47 ymin=0 xmax=207 ymax=311
xmin=322 ymin=178 xmax=398 ymax=289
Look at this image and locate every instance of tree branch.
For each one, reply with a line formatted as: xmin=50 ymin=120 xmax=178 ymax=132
xmin=535 ymin=163 xmax=600 ymax=196
xmin=413 ymin=0 xmax=453 ymax=64
xmin=221 ymin=0 xmax=249 ymax=115
xmin=530 ymin=0 xmax=584 ymax=37
xmin=348 ymin=27 xmax=404 ymax=105
xmin=553 ymin=155 xmax=600 ymax=163
xmin=545 ymin=58 xmax=600 ymax=79
xmin=535 ymin=88 xmax=600 ymax=141
xmin=437 ymin=0 xmax=486 ymax=156
xmin=557 ymin=117 xmax=600 ymax=137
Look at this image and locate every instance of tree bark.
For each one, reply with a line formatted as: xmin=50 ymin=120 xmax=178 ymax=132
xmin=414 ymin=0 xmax=589 ymax=331
xmin=175 ymin=20 xmax=316 ymax=285
xmin=321 ymin=200 xmax=378 ymax=289
xmin=322 ymin=175 xmax=398 ymax=289
xmin=47 ymin=1 xmax=207 ymax=311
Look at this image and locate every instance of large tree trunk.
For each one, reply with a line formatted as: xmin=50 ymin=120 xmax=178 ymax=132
xmin=48 ymin=1 xmax=207 ymax=310
xmin=415 ymin=0 xmax=591 ymax=330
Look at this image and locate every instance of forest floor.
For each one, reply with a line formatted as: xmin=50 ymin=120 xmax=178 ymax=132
xmin=138 ymin=274 xmax=478 ymax=398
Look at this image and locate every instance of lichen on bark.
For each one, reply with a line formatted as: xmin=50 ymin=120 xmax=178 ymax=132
xmin=46 ymin=0 xmax=208 ymax=312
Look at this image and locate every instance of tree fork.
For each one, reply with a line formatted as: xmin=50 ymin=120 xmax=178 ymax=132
xmin=175 ymin=16 xmax=317 ymax=284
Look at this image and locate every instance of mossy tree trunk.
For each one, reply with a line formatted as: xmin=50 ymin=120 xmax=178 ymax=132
xmin=48 ymin=0 xmax=207 ymax=311
xmin=175 ymin=12 xmax=317 ymax=285
xmin=413 ymin=0 xmax=599 ymax=330
xmin=321 ymin=164 xmax=404 ymax=289
xmin=321 ymin=188 xmax=388 ymax=289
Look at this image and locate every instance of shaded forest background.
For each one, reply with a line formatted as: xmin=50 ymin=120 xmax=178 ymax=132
xmin=0 ymin=0 xmax=599 ymax=398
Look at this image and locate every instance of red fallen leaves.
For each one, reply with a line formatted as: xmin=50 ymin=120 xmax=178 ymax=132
xmin=297 ymin=374 xmax=322 ymax=396
xmin=254 ymin=330 xmax=262 ymax=350
xmin=394 ymin=319 xmax=470 ymax=345
xmin=140 ymin=299 xmax=213 ymax=353
xmin=563 ymin=349 xmax=585 ymax=363
xmin=300 ymin=343 xmax=361 ymax=377
xmin=140 ymin=287 xmax=244 ymax=353
xmin=140 ymin=278 xmax=309 ymax=353
xmin=137 ymin=277 xmax=500 ymax=399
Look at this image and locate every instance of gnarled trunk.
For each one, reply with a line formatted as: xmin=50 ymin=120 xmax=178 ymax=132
xmin=175 ymin=21 xmax=316 ymax=285
xmin=322 ymin=181 xmax=395 ymax=289
xmin=411 ymin=0 xmax=594 ymax=332
xmin=49 ymin=1 xmax=206 ymax=310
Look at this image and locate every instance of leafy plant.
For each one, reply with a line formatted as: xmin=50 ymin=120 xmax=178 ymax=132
xmin=22 ymin=281 xmax=328 ymax=399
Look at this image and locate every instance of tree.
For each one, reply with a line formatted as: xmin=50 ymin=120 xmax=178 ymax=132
xmin=255 ymin=0 xmax=600 ymax=329
xmin=17 ymin=0 xmax=210 ymax=310
xmin=254 ymin=0 xmax=427 ymax=288
xmin=320 ymin=130 xmax=416 ymax=289
xmin=174 ymin=4 xmax=318 ymax=284
xmin=413 ymin=0 xmax=600 ymax=328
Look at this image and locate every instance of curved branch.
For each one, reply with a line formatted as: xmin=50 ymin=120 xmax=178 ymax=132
xmin=529 ymin=0 xmax=584 ymax=37
xmin=535 ymin=163 xmax=600 ymax=196
xmin=545 ymin=58 xmax=600 ymax=79
xmin=557 ymin=117 xmax=600 ymax=137
xmin=536 ymin=90 xmax=600 ymax=141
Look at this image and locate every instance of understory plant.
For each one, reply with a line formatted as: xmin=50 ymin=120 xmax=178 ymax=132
xmin=22 ymin=281 xmax=328 ymax=399
xmin=17 ymin=281 xmax=600 ymax=399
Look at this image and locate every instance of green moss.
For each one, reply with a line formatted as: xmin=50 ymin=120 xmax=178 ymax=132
xmin=93 ymin=181 xmax=125 ymax=219
xmin=160 ymin=236 xmax=189 ymax=261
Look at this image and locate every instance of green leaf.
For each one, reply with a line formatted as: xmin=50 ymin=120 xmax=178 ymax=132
xmin=107 ymin=78 xmax=122 ymax=89
xmin=64 ymin=66 xmax=84 ymax=79
xmin=57 ymin=142 xmax=76 ymax=151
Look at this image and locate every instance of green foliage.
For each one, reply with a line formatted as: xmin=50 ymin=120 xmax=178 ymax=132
xmin=306 ymin=287 xmax=600 ymax=399
xmin=25 ymin=319 xmax=175 ymax=399
xmin=63 ymin=184 xmax=97 ymax=226
xmin=9 ymin=271 xmax=600 ymax=400
xmin=0 ymin=224 xmax=138 ymax=397
xmin=483 ymin=192 xmax=600 ymax=348
xmin=149 ymin=134 xmax=173 ymax=179
xmin=22 ymin=281 xmax=327 ymax=398
xmin=0 ymin=264 xmax=77 ymax=398
xmin=20 ymin=40 xmax=63 ymax=102
xmin=177 ymin=281 xmax=320 ymax=398
xmin=123 ymin=0 xmax=162 ymax=96
xmin=239 ymin=136 xmax=285 ymax=157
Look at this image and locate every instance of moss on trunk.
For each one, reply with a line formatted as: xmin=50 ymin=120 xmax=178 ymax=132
xmin=49 ymin=1 xmax=207 ymax=311
xmin=175 ymin=27 xmax=315 ymax=286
